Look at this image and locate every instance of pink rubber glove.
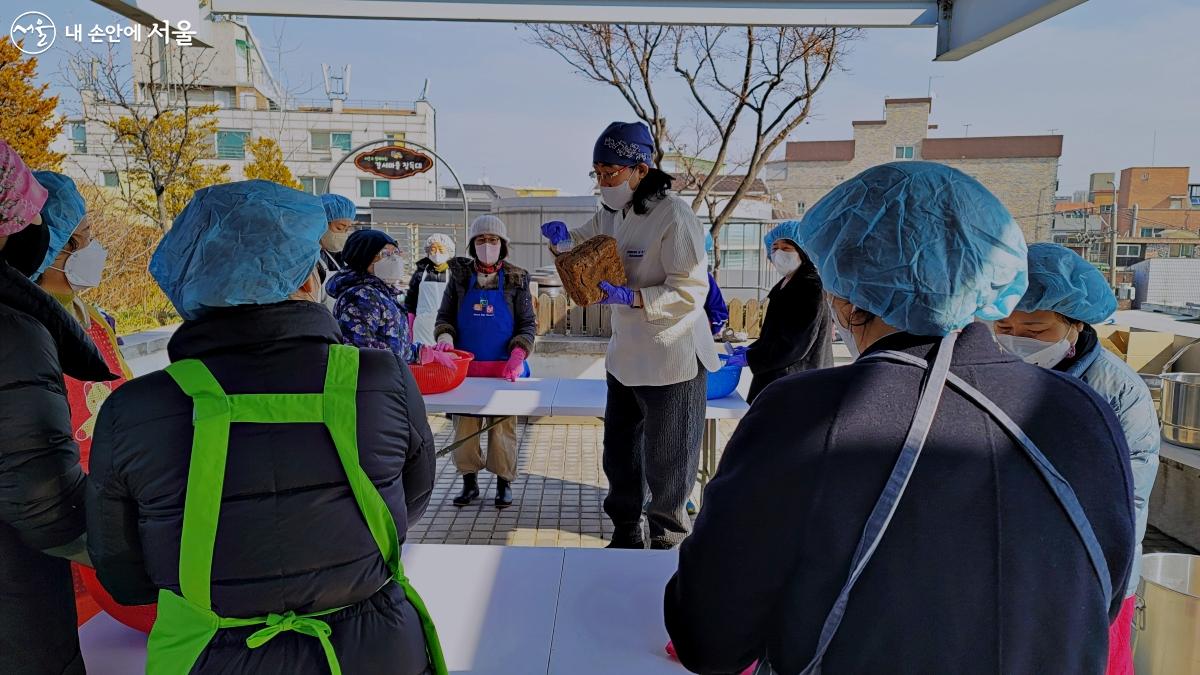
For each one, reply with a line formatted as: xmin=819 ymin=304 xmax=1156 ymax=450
xmin=434 ymin=335 xmax=455 ymax=352
xmin=419 ymin=345 xmax=456 ymax=368
xmin=502 ymin=347 xmax=528 ymax=382
xmin=665 ymin=642 xmax=757 ymax=675
xmin=406 ymin=312 xmax=416 ymax=338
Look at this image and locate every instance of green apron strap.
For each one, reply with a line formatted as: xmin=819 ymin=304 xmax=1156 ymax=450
xmin=322 ymin=345 xmax=448 ymax=675
xmin=164 ymin=359 xmax=231 ymax=611
xmin=156 ymin=346 xmax=446 ymax=675
xmin=322 ymin=345 xmax=402 ymax=571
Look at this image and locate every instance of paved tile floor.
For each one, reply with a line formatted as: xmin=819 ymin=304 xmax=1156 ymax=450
xmin=407 ymin=417 xmax=726 ymax=548
xmin=408 ymin=417 xmax=609 ymax=547
xmin=411 ymin=415 xmax=1200 ymax=558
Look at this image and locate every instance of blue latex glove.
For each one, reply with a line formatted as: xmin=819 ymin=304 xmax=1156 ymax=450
xmin=541 ymin=220 xmax=571 ymax=246
xmin=598 ymin=281 xmax=634 ymax=306
xmin=725 ymin=351 xmax=748 ymax=368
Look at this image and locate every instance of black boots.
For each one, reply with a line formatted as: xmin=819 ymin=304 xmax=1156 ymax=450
xmin=494 ymin=478 xmax=514 ymax=509
xmin=453 ymin=473 xmax=480 ymax=507
xmin=454 ymin=474 xmax=513 ymax=508
xmin=605 ymin=527 xmax=646 ymax=549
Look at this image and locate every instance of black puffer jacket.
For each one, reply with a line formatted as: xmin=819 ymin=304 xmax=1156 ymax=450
xmin=745 ymin=266 xmax=833 ymax=403
xmin=0 ymin=259 xmax=115 ymax=675
xmin=434 ymin=257 xmax=537 ymax=355
xmin=87 ymin=301 xmax=437 ymax=674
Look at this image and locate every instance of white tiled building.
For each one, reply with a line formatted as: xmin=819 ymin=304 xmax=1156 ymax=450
xmin=58 ymin=16 xmax=437 ymax=220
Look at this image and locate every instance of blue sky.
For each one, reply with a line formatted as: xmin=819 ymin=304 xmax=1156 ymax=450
xmin=14 ymin=0 xmax=1200 ymax=196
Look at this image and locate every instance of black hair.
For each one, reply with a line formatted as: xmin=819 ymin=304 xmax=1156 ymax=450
xmin=628 ymin=168 xmax=673 ymax=215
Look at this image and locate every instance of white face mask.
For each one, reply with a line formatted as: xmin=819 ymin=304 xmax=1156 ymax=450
xmin=772 ymin=250 xmax=801 ymax=277
xmin=321 ymin=230 xmax=351 ymax=253
xmin=829 ymin=299 xmax=861 ymax=360
xmin=599 ymin=172 xmax=637 ymax=211
xmin=52 ymin=240 xmax=107 ymax=291
xmin=476 ymin=242 xmax=502 ymax=266
xmin=429 ymin=251 xmax=451 ymax=265
xmin=994 ymin=333 xmax=1072 ymax=369
xmin=373 ymin=255 xmax=405 ymax=282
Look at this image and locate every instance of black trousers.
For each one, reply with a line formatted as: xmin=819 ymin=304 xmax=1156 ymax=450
xmin=603 ymin=365 xmax=706 ymax=547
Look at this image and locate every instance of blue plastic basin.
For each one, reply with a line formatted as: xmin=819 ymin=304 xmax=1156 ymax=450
xmin=706 ymin=354 xmax=742 ymax=400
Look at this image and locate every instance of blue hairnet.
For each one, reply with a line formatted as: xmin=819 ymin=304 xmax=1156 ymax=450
xmin=150 ymin=180 xmax=326 ymax=320
xmin=1017 ymin=243 xmax=1116 ymax=324
xmin=320 ymin=193 xmax=356 ymax=222
xmin=764 ymin=220 xmax=802 ymax=251
xmin=793 ymin=162 xmax=1028 ymax=336
xmin=32 ymin=171 xmax=86 ymax=280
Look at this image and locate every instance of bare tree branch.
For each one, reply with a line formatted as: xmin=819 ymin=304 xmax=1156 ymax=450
xmin=528 ymin=23 xmax=857 ymax=269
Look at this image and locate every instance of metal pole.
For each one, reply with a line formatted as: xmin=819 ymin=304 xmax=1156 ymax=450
xmin=1108 ymin=179 xmax=1119 ymax=287
xmin=322 ymin=138 xmax=469 ymax=236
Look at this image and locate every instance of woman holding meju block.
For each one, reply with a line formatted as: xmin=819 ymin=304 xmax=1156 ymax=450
xmin=540 ymin=122 xmax=720 ymax=550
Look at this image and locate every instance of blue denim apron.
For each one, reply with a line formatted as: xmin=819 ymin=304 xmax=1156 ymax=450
xmin=455 ymin=269 xmax=528 ymax=377
xmin=755 ymin=333 xmax=1112 ymax=675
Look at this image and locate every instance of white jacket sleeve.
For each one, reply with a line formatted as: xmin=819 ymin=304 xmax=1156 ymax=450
xmin=639 ymin=201 xmax=708 ymax=324
xmin=569 ymin=211 xmax=603 ymax=245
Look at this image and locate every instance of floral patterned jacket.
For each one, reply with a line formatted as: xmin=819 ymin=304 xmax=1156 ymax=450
xmin=327 ymin=270 xmax=417 ymax=361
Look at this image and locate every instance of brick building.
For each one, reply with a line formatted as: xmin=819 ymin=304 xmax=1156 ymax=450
xmin=765 ymin=97 xmax=1063 ymax=242
xmin=1117 ymin=167 xmax=1200 ymax=236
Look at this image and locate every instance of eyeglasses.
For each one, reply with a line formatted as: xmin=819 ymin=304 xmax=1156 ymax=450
xmin=589 ymin=166 xmax=631 ymax=183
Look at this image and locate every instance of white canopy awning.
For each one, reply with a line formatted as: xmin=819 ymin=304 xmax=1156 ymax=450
xmin=91 ymin=0 xmax=1087 ymax=60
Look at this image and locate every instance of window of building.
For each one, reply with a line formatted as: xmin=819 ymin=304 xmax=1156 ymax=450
xmin=312 ymin=131 xmax=353 ymax=153
xmin=1141 ymin=228 xmax=1165 ymax=238
xmin=101 ymin=171 xmax=119 ymax=188
xmin=235 ymin=39 xmax=250 ymax=83
xmin=385 ymin=132 xmax=406 ymax=145
xmin=215 ymin=130 xmax=249 ymax=160
xmin=71 ymin=122 xmax=87 ymax=153
xmin=360 ymin=179 xmax=390 ymax=199
xmin=894 ymin=145 xmax=915 ymax=160
xmin=796 ymin=201 xmax=806 ymax=215
xmin=214 ymin=88 xmax=233 ymax=108
xmin=764 ymin=165 xmax=787 ymax=181
xmin=298 ymin=176 xmax=329 ymax=195
xmin=1169 ymin=196 xmax=1185 ymax=210
xmin=1169 ymin=244 xmax=1196 ymax=257
xmin=1116 ymin=244 xmax=1142 ymax=257
xmin=239 ymin=93 xmax=257 ymax=110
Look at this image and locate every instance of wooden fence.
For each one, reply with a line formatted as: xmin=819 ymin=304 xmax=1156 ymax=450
xmin=533 ymin=292 xmax=768 ymax=338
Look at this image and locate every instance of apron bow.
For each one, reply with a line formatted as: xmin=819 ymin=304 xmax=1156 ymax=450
xmin=245 ymin=611 xmax=340 ymax=675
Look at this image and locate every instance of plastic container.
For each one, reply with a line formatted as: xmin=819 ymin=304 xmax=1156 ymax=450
xmin=706 ymin=354 xmax=742 ymax=400
xmin=410 ymin=349 xmax=474 ymax=395
xmin=77 ymin=564 xmax=157 ymax=633
xmin=467 ymin=359 xmax=532 ymax=379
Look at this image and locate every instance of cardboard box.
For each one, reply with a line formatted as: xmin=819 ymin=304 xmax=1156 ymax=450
xmin=1095 ymin=325 xmax=1200 ymax=374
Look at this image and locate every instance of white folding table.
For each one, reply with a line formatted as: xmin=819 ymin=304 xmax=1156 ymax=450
xmin=79 ymin=544 xmax=687 ymax=675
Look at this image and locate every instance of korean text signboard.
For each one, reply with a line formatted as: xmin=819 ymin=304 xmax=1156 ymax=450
xmin=354 ymin=145 xmax=434 ymax=180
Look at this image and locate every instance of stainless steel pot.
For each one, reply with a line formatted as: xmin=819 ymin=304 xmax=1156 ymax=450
xmin=1134 ymin=553 xmax=1200 ymax=674
xmin=1162 ymin=373 xmax=1200 ymax=449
